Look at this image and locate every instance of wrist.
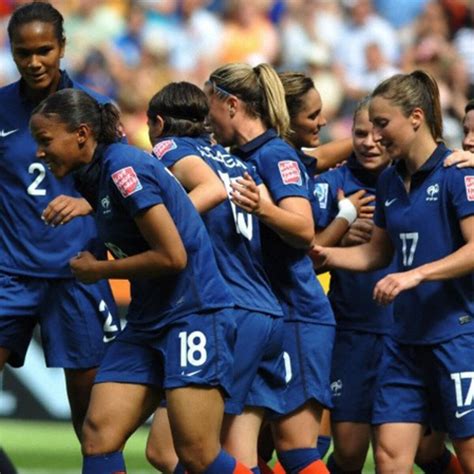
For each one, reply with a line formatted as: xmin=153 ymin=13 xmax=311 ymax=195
xmin=336 ymin=198 xmax=357 ymax=225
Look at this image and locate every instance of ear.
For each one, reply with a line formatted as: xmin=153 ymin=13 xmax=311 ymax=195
xmin=76 ymin=123 xmax=92 ymax=145
xmin=410 ymin=107 xmax=424 ymax=131
xmin=227 ymin=96 xmax=238 ymax=118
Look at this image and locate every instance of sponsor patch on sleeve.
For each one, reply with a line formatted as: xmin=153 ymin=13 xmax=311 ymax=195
xmin=111 ymin=166 xmax=143 ymax=198
xmin=152 ymin=139 xmax=177 ymax=159
xmin=278 ymin=160 xmax=302 ymax=185
xmin=314 ymin=183 xmax=329 ymax=209
xmin=465 ymin=176 xmax=474 ymax=201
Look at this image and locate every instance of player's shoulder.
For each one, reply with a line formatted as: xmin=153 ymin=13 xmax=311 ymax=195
xmin=0 ymin=81 xmax=20 ymax=105
xmin=71 ymin=80 xmax=114 ymax=105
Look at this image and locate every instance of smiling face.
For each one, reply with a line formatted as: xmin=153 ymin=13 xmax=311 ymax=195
xmin=369 ymin=95 xmax=417 ymax=160
xmin=352 ymin=107 xmax=390 ymax=173
xmin=11 ymin=21 xmax=64 ymax=97
xmin=30 ymin=113 xmax=83 ymax=178
xmin=462 ymin=109 xmax=474 ymax=153
xmin=289 ymin=87 xmax=326 ymax=149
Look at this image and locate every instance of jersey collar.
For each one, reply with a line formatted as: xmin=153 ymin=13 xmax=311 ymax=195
xmin=234 ymin=128 xmax=278 ymax=158
xmin=394 ymin=143 xmax=449 ymax=185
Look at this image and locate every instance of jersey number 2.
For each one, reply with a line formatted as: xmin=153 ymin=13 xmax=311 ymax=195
xmin=27 ymin=163 xmax=47 ymax=196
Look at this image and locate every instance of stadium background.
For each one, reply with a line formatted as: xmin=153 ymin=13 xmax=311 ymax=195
xmin=0 ymin=0 xmax=471 ymax=471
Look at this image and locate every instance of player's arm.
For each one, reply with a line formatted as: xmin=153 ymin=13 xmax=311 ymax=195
xmin=169 ymin=155 xmax=227 ymax=213
xmin=444 ymin=149 xmax=474 ymax=169
xmin=304 ymin=138 xmax=352 ymax=172
xmin=313 ymin=189 xmax=375 ymax=247
xmin=70 ymin=204 xmax=187 ymax=283
xmin=231 ymin=172 xmax=315 ymax=249
xmin=42 ymin=195 xmax=93 ymax=226
xmin=374 ymin=214 xmax=474 ymax=305
xmin=310 ymin=224 xmax=393 ymax=271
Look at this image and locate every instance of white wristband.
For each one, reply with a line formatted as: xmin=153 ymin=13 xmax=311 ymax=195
xmin=336 ymin=198 xmax=357 ymax=225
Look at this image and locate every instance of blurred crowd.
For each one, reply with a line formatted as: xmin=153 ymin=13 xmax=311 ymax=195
xmin=0 ymin=0 xmax=472 ymax=149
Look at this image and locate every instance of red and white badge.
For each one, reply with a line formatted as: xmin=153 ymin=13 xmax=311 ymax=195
xmin=465 ymin=176 xmax=474 ymax=201
xmin=152 ymin=139 xmax=177 ymax=159
xmin=112 ymin=166 xmax=143 ymax=198
xmin=278 ymin=160 xmax=302 ymax=185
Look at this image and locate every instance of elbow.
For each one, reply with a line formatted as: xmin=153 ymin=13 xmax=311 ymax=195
xmin=171 ymin=250 xmax=188 ymax=272
xmin=213 ymin=185 xmax=228 ymax=207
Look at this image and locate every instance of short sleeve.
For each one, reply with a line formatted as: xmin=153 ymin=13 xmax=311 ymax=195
xmin=313 ymin=173 xmax=339 ymax=228
xmin=447 ymin=168 xmax=474 ymax=220
xmin=109 ymin=159 xmax=164 ymax=217
xmin=152 ymin=138 xmax=196 ymax=168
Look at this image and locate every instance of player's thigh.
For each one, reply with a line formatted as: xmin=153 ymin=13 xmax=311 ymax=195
xmin=83 ymin=381 xmax=160 ymax=451
xmin=166 ymin=385 xmax=224 ymax=453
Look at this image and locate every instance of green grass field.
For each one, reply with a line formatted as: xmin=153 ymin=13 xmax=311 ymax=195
xmin=1 ymin=419 xmax=425 ymax=473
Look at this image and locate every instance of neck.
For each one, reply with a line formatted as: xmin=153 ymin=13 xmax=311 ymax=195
xmin=404 ymin=133 xmax=438 ymax=175
xmin=234 ymin=117 xmax=267 ymax=147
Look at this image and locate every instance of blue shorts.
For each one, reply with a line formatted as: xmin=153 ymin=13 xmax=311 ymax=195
xmin=95 ymin=308 xmax=236 ymax=395
xmin=278 ymin=322 xmax=335 ymax=416
xmin=0 ymin=271 xmax=119 ymax=368
xmin=330 ymin=329 xmax=386 ymax=423
xmin=225 ymin=309 xmax=285 ymax=415
xmin=372 ymin=334 xmax=474 ymax=439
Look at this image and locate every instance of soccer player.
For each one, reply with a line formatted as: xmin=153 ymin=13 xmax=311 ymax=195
xmin=310 ymin=96 xmax=393 ymax=473
xmin=30 ymin=88 xmax=253 ymax=474
xmin=311 ymin=70 xmax=474 ymax=473
xmin=205 ymin=62 xmax=334 ymax=474
xmin=0 ymin=0 xmax=119 ymax=455
xmin=145 ymin=81 xmax=286 ymax=474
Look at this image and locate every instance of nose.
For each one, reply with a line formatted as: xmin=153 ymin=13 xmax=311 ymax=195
xmin=320 ymin=114 xmax=327 ymax=128
xmin=36 ymin=147 xmax=45 ymax=160
xmin=28 ymin=54 xmax=41 ymax=69
xmin=463 ymin=132 xmax=474 ymax=151
xmin=363 ymin=131 xmax=377 ymax=148
xmin=372 ymin=127 xmax=383 ymax=143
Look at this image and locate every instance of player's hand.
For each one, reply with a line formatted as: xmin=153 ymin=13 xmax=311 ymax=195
xmin=337 ymin=189 xmax=375 ymax=219
xmin=70 ymin=251 xmax=101 ymax=284
xmin=373 ymin=269 xmax=423 ymax=305
xmin=444 ymin=149 xmax=474 ymax=168
xmin=340 ymin=218 xmax=374 ymax=246
xmin=230 ymin=172 xmax=264 ymax=215
xmin=42 ymin=196 xmax=93 ymax=226
xmin=308 ymin=244 xmax=330 ymax=268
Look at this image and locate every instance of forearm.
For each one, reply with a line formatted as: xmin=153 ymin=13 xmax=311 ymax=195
xmin=188 ymin=182 xmax=227 ymax=214
xmin=306 ymin=138 xmax=352 ymax=172
xmin=257 ymin=199 xmax=314 ymax=249
xmin=94 ymin=250 xmax=186 ymax=280
xmin=417 ymin=242 xmax=474 ymax=282
xmin=313 ymin=218 xmax=350 ymax=247
xmin=324 ymin=243 xmax=390 ymax=272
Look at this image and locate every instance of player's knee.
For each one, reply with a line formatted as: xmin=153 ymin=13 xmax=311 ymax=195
xmin=145 ymin=439 xmax=178 ymax=472
xmin=375 ymin=445 xmax=412 ymax=473
xmin=174 ymin=438 xmax=219 ymax=473
xmin=81 ymin=416 xmax=122 ymax=456
xmin=333 ymin=450 xmax=367 ymax=471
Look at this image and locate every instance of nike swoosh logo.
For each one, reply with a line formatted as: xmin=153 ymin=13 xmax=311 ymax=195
xmin=385 ymin=198 xmax=397 ymax=207
xmin=0 ymin=129 xmax=19 ymax=137
xmin=182 ymin=369 xmax=202 ymax=377
xmin=103 ymin=334 xmax=117 ymax=343
xmin=455 ymin=408 xmax=474 ymax=419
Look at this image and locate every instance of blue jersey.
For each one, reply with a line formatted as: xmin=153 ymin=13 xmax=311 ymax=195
xmin=233 ymin=129 xmax=334 ymax=325
xmin=374 ymin=143 xmax=474 ymax=344
xmin=0 ymin=71 xmax=109 ymax=277
xmin=153 ymin=135 xmax=283 ymax=317
xmin=78 ymin=143 xmax=233 ymax=330
xmin=313 ymin=155 xmax=394 ymax=334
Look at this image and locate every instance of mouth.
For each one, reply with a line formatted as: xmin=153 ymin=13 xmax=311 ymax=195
xmin=28 ymin=72 xmax=47 ymax=82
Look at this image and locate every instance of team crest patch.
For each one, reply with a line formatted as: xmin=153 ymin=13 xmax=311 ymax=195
xmin=152 ymin=139 xmax=177 ymax=159
xmin=111 ymin=166 xmax=143 ymax=198
xmin=465 ymin=176 xmax=474 ymax=201
xmin=314 ymin=183 xmax=329 ymax=209
xmin=278 ymin=160 xmax=302 ymax=185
